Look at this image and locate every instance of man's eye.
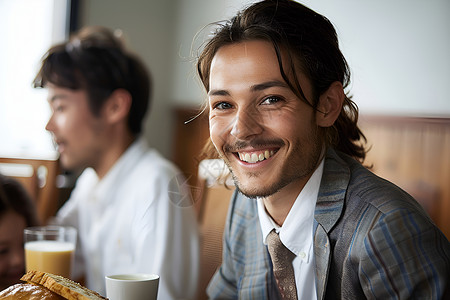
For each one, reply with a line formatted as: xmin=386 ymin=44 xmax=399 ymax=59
xmin=54 ymin=105 xmax=64 ymax=112
xmin=261 ymin=96 xmax=281 ymax=105
xmin=213 ymin=102 xmax=232 ymax=110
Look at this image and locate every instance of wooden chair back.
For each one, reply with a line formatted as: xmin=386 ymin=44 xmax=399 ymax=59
xmin=0 ymin=157 xmax=60 ymax=224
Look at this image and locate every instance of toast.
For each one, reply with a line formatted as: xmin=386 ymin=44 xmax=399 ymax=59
xmin=20 ymin=271 xmax=107 ymax=300
xmin=0 ymin=283 xmax=65 ymax=299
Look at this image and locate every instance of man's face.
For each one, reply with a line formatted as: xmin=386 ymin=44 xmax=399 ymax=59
xmin=208 ymin=40 xmax=323 ymax=198
xmin=45 ymin=84 xmax=108 ymax=172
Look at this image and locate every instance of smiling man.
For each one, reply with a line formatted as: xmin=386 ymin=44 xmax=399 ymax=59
xmin=196 ymin=1 xmax=450 ymax=299
xmin=33 ymin=26 xmax=199 ymax=299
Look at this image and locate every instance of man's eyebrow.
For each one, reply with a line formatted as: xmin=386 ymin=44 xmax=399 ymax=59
xmin=208 ymin=89 xmax=230 ymax=97
xmin=208 ymin=80 xmax=289 ymax=97
xmin=250 ymin=80 xmax=289 ymax=91
xmin=48 ymin=94 xmax=67 ymax=102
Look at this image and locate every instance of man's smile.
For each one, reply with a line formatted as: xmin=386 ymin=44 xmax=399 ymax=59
xmin=235 ymin=149 xmax=277 ymax=163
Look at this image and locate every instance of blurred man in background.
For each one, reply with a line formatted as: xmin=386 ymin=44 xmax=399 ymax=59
xmin=34 ymin=26 xmax=199 ymax=299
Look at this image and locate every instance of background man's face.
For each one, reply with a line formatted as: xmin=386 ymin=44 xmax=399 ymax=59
xmin=45 ymin=84 xmax=108 ymax=172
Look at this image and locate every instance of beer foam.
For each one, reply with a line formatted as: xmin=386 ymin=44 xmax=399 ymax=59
xmin=25 ymin=240 xmax=75 ymax=252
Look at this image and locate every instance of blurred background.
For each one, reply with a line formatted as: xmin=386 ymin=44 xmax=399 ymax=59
xmin=0 ymin=0 xmax=449 ymax=236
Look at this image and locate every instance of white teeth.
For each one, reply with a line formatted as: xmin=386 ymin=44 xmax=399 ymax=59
xmin=238 ymin=150 xmax=276 ymax=163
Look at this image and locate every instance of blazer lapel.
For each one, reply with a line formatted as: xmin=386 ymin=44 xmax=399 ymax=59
xmin=314 ymin=222 xmax=331 ymax=300
xmin=314 ymin=148 xmax=350 ymax=299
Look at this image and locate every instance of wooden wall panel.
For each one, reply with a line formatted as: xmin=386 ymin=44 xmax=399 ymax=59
xmin=360 ymin=116 xmax=450 ymax=239
xmin=172 ymin=108 xmax=210 ymax=208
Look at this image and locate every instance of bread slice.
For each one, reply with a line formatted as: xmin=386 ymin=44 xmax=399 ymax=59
xmin=0 ymin=283 xmax=66 ymax=299
xmin=21 ymin=270 xmax=107 ymax=300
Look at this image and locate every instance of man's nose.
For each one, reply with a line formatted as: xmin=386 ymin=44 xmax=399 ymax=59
xmin=45 ymin=115 xmax=54 ymax=132
xmin=230 ymin=108 xmax=263 ymax=140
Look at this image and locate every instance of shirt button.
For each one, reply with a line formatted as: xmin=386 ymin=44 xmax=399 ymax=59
xmin=299 ymin=251 xmax=306 ymax=259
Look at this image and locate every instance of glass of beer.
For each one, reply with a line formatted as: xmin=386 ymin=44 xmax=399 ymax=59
xmin=24 ymin=226 xmax=77 ymax=278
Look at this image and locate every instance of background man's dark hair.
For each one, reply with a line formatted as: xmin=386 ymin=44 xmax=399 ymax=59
xmin=34 ymin=26 xmax=151 ymax=135
xmin=197 ymin=0 xmax=367 ymax=161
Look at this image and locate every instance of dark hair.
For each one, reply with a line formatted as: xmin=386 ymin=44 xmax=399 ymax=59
xmin=0 ymin=174 xmax=39 ymax=226
xmin=34 ymin=26 xmax=151 ymax=135
xmin=197 ymin=0 xmax=367 ymax=161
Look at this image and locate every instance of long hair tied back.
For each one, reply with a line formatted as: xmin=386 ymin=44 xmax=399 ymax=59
xmin=197 ymin=0 xmax=367 ymax=161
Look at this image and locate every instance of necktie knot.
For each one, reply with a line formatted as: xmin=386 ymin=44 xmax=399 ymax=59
xmin=267 ymin=229 xmax=298 ymax=300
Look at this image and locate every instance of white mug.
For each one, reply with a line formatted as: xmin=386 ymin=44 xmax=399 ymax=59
xmin=105 ymin=274 xmax=159 ymax=300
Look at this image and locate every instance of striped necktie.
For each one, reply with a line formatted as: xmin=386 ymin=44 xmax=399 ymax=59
xmin=267 ymin=229 xmax=298 ymax=300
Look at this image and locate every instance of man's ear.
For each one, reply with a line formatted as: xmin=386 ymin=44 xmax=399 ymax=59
xmin=104 ymin=89 xmax=132 ymax=124
xmin=316 ymin=81 xmax=344 ymax=127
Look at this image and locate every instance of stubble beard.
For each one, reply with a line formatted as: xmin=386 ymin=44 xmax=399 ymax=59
xmin=222 ymin=130 xmax=323 ymax=199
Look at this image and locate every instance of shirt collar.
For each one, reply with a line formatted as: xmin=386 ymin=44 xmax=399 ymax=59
xmin=257 ymin=158 xmax=324 ymax=262
xmin=91 ymin=137 xmax=148 ymax=205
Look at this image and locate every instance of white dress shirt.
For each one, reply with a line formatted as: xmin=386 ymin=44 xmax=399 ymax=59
xmin=53 ymin=138 xmax=200 ymax=300
xmin=257 ymin=159 xmax=324 ymax=300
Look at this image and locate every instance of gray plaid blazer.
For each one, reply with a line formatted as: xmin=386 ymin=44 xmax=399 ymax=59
xmin=207 ymin=148 xmax=450 ymax=299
